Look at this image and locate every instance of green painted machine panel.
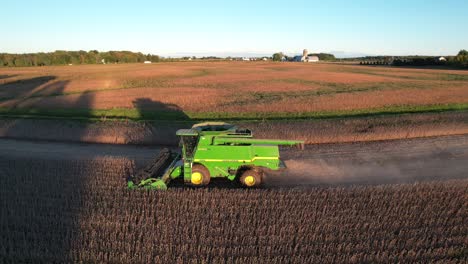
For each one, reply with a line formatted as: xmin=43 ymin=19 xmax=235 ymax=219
xmin=195 ymin=145 xmax=252 ymax=162
xmin=193 ymin=145 xmax=280 ymax=178
xmin=169 ymin=165 xmax=182 ymax=179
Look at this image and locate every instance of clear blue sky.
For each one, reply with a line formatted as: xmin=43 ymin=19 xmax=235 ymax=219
xmin=1 ymin=0 xmax=467 ymax=57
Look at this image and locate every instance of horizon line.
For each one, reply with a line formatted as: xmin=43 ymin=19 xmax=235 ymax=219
xmin=0 ymin=49 xmax=460 ymax=59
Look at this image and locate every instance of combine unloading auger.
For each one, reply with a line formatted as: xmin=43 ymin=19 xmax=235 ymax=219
xmin=128 ymin=122 xmax=304 ymax=190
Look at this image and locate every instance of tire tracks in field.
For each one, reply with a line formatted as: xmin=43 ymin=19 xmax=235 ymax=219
xmin=0 ymin=134 xmax=467 ymax=187
xmin=270 ymin=135 xmax=468 ymax=187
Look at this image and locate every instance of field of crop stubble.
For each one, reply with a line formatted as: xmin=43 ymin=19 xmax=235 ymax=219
xmin=1 ymin=62 xmax=468 ymax=263
xmin=1 ymin=61 xmax=467 ymax=119
xmin=1 ymin=61 xmax=468 ymax=144
xmin=1 ymin=156 xmax=467 ymax=263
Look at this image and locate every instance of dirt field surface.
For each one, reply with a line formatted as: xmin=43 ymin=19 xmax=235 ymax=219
xmin=1 ymin=135 xmax=467 ymax=263
xmin=278 ymin=134 xmax=468 ymax=186
xmin=1 ymin=134 xmax=467 ymax=186
xmin=1 ymin=62 xmax=467 ymax=116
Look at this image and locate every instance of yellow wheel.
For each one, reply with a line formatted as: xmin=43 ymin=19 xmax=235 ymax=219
xmin=189 ymin=164 xmax=210 ymax=186
xmin=240 ymin=169 xmax=262 ymax=188
xmin=191 ymin=172 xmax=203 ymax=185
xmin=244 ymin=175 xmax=256 ymax=187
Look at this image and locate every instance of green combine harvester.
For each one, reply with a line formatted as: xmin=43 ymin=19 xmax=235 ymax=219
xmin=128 ymin=122 xmax=304 ymax=190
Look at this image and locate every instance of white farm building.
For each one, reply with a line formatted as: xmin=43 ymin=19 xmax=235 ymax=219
xmin=293 ymin=55 xmax=320 ymax=62
xmin=305 ymin=56 xmax=319 ymax=62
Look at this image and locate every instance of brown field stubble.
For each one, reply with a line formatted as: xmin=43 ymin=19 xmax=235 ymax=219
xmin=0 ymin=157 xmax=467 ymax=263
xmin=1 ymin=62 xmax=467 ymax=113
xmin=1 ymin=111 xmax=467 ymax=145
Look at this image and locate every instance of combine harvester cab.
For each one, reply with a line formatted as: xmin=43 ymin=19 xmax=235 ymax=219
xmin=128 ymin=122 xmax=303 ymax=190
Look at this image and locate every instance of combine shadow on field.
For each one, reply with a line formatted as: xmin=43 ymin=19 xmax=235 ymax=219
xmin=0 ymin=76 xmax=95 ymax=261
xmin=130 ymin=98 xmax=195 ymax=145
xmin=132 ymin=98 xmax=191 ymax=121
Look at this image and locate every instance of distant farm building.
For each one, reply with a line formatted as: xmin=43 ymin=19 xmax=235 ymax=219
xmin=306 ymin=56 xmax=319 ymax=62
xmin=293 ymin=55 xmax=303 ymax=62
xmin=144 ymin=61 xmax=152 ymax=64
xmin=438 ymin=57 xmax=447 ymax=62
xmin=293 ymin=55 xmax=319 ymax=62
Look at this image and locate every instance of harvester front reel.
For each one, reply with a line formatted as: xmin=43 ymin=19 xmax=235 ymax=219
xmin=128 ymin=148 xmax=178 ymax=190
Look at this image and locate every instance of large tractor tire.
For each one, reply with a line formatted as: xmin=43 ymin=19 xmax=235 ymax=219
xmin=190 ymin=164 xmax=211 ymax=186
xmin=240 ymin=169 xmax=262 ymax=188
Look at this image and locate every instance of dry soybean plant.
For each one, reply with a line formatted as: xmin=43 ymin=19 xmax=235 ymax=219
xmin=0 ymin=157 xmax=467 ymax=263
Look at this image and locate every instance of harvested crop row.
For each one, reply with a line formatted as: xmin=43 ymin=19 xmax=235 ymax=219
xmin=0 ymin=157 xmax=466 ymax=263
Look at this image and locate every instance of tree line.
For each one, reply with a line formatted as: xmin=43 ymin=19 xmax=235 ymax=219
xmin=308 ymin=53 xmax=336 ymax=61
xmin=0 ymin=50 xmax=162 ymax=67
xmin=358 ymin=50 xmax=468 ymax=68
xmin=0 ymin=51 xmax=268 ymax=67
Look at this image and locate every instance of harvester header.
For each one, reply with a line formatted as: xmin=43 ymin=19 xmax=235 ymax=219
xmin=128 ymin=122 xmax=304 ymax=190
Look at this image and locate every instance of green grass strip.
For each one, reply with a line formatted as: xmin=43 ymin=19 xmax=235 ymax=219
xmin=0 ymin=103 xmax=467 ymax=122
